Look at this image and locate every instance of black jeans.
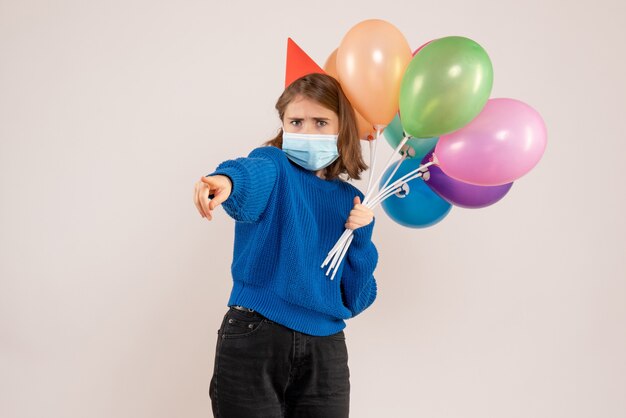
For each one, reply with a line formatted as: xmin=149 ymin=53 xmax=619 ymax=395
xmin=209 ymin=306 xmax=350 ymax=418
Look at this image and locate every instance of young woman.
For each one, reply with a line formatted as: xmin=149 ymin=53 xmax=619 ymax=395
xmin=193 ymin=73 xmax=378 ymax=418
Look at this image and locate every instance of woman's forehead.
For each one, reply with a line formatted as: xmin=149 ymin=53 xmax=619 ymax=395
xmin=284 ymin=95 xmax=337 ymax=118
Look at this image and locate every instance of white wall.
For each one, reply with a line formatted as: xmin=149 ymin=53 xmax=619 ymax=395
xmin=1 ymin=0 xmax=624 ymax=417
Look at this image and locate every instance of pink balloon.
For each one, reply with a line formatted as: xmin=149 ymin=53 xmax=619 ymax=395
xmin=434 ymin=98 xmax=547 ymax=186
xmin=413 ymin=40 xmax=433 ymax=56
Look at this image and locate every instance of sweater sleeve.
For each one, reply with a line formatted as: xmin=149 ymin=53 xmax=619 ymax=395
xmin=340 ymin=216 xmax=379 ymax=318
xmin=205 ymin=147 xmax=278 ymax=223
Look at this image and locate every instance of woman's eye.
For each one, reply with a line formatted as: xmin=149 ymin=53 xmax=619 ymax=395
xmin=317 ymin=120 xmax=328 ymax=127
xmin=290 ymin=120 xmax=301 ymax=126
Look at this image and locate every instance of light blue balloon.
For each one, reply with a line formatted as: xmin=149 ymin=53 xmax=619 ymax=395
xmin=380 ymin=158 xmax=452 ymax=228
xmin=383 ymin=114 xmax=439 ymax=161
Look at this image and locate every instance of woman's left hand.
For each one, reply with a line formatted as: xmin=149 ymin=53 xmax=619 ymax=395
xmin=345 ymin=196 xmax=374 ymax=230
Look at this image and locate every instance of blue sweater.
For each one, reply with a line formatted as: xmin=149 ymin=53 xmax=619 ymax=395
xmin=206 ymin=145 xmax=378 ymax=336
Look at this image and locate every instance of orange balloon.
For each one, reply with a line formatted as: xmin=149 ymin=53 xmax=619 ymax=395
xmin=323 ymin=48 xmax=339 ymax=78
xmin=324 ymin=49 xmax=376 ymax=141
xmin=336 ymin=19 xmax=412 ymax=127
xmin=355 ymin=108 xmax=376 ymax=141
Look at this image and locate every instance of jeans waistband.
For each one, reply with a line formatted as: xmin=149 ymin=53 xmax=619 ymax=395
xmin=230 ymin=305 xmax=267 ymax=320
xmin=232 ymin=305 xmax=255 ymax=312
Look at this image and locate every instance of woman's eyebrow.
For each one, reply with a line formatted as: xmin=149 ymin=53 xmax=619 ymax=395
xmin=286 ymin=117 xmax=331 ymax=121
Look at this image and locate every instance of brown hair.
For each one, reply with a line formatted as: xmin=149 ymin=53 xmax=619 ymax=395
xmin=264 ymin=73 xmax=367 ymax=181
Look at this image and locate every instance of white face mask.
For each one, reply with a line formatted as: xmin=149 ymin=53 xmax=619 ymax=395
xmin=282 ymin=131 xmax=340 ymax=171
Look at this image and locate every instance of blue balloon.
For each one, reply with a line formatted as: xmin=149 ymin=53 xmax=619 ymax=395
xmin=379 ymin=158 xmax=452 ymax=228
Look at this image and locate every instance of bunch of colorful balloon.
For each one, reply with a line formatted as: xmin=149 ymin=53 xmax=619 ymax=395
xmin=318 ymin=19 xmax=547 ymax=279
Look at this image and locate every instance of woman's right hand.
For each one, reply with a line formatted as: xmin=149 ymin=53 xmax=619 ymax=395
xmin=194 ymin=175 xmax=232 ymax=221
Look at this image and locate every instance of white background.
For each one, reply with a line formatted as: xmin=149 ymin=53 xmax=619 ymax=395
xmin=1 ymin=0 xmax=624 ymax=417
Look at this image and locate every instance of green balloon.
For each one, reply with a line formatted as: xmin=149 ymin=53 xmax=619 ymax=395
xmin=384 ymin=114 xmax=438 ymax=160
xmin=399 ymin=36 xmax=493 ymax=138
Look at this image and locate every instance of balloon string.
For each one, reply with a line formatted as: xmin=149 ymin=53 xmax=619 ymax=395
xmin=323 ymin=130 xmax=387 ymax=269
xmin=325 ymin=166 xmax=431 ymax=278
xmin=378 ymin=153 xmax=407 ymax=198
xmin=366 ymin=140 xmax=374 ymax=193
xmin=371 ymin=161 xmax=434 ymax=205
xmin=326 ymin=232 xmax=350 ymax=276
xmin=379 ymin=163 xmax=432 ymax=198
xmin=320 ymin=132 xmax=410 ymax=268
xmin=328 ymin=231 xmax=350 ymax=271
xmin=365 ymin=128 xmax=380 ymax=194
xmin=369 ymin=171 xmax=426 ymax=209
xmin=363 ymin=134 xmax=409 ymax=205
xmin=330 ymin=235 xmax=353 ymax=281
xmin=321 ymin=229 xmax=352 ymax=268
xmin=326 ymin=168 xmax=424 ymax=280
xmin=368 ymin=186 xmax=403 ymax=209
xmin=322 ymin=130 xmax=415 ymax=279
